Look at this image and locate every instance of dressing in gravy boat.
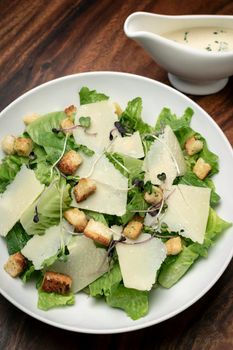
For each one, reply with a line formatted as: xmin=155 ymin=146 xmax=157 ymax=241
xmin=124 ymin=12 xmax=233 ymax=95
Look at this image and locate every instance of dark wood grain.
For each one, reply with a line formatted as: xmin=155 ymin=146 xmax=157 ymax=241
xmin=0 ymin=0 xmax=233 ymax=348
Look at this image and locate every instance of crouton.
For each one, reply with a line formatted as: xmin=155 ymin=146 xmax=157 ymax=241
xmin=165 ymin=237 xmax=183 ymax=255
xmin=123 ymin=220 xmax=143 ymax=240
xmin=185 ymin=136 xmax=204 ymax=156
xmin=193 ymin=157 xmax=212 ymax=180
xmin=1 ymin=135 xmax=16 ymax=155
xmin=4 ymin=252 xmax=27 ymax=278
xmin=23 ymin=112 xmax=40 ymax=125
xmin=41 ymin=271 xmax=72 ymax=294
xmin=64 ymin=105 xmax=77 ymax=117
xmin=14 ymin=137 xmax=33 ymax=157
xmin=113 ymin=102 xmax=122 ymax=117
xmin=60 ymin=117 xmax=75 ymax=134
xmin=84 ymin=219 xmax=113 ymax=246
xmin=64 ymin=208 xmax=88 ymax=232
xmin=144 ymin=186 xmax=163 ymax=206
xmin=133 ymin=215 xmax=144 ymax=223
xmin=58 ymin=150 xmax=82 ymax=175
xmin=73 ymin=178 xmax=96 ymax=202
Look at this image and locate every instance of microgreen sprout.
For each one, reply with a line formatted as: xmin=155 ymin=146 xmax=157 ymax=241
xmin=132 ymin=178 xmax=144 ymax=190
xmin=157 ymin=172 xmax=166 ymax=182
xmin=114 ymin=121 xmax=127 ymax=137
xmin=33 ymin=206 xmax=39 ymax=223
xmin=79 ymin=116 xmax=91 ymax=129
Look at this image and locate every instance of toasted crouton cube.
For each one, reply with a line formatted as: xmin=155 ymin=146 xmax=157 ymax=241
xmin=64 ymin=208 xmax=88 ymax=232
xmin=144 ymin=186 xmax=163 ymax=205
xmin=123 ymin=220 xmax=143 ymax=240
xmin=4 ymin=252 xmax=27 ymax=278
xmin=58 ymin=150 xmax=82 ymax=175
xmin=41 ymin=271 xmax=72 ymax=294
xmin=84 ymin=219 xmax=113 ymax=246
xmin=165 ymin=237 xmax=183 ymax=255
xmin=60 ymin=118 xmax=74 ymax=134
xmin=14 ymin=137 xmax=33 ymax=157
xmin=193 ymin=157 xmax=212 ymax=180
xmin=23 ymin=112 xmax=40 ymax=125
xmin=113 ymin=102 xmax=122 ymax=117
xmin=73 ymin=178 xmax=96 ymax=202
xmin=64 ymin=105 xmax=77 ymax=117
xmin=1 ymin=135 xmax=16 ymax=155
xmin=133 ymin=215 xmax=144 ymax=223
xmin=185 ymin=136 xmax=204 ymax=156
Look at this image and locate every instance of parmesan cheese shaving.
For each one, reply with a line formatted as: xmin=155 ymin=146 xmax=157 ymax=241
xmin=116 ymin=234 xmax=166 ymax=291
xmin=0 ymin=165 xmax=44 ymax=237
xmin=162 ymin=184 xmax=211 ymax=243
xmin=143 ymin=125 xmax=186 ymax=188
xmin=73 ymin=100 xmax=118 ymax=153
xmin=110 ymin=131 xmax=144 ymax=158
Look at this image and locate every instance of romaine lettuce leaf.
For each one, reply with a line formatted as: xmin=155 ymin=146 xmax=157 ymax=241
xmin=119 ymin=97 xmax=153 ymax=135
xmin=21 ymin=264 xmax=36 ymax=283
xmin=0 ymin=155 xmax=29 ymax=193
xmin=158 ymin=246 xmax=199 ymax=288
xmin=27 ymin=111 xmax=94 ymax=163
xmin=106 ymin=284 xmax=149 ymax=320
xmin=20 ymin=180 xmax=71 ymax=235
xmin=37 ymin=289 xmax=75 ymax=311
xmin=5 ymin=222 xmax=31 ymax=254
xmin=79 ymin=86 xmax=109 ymax=105
xmin=26 ymin=111 xmax=66 ymax=148
xmin=84 ymin=210 xmax=108 ymax=226
xmin=121 ymin=189 xmax=148 ymax=225
xmin=155 ymin=107 xmax=193 ymax=133
xmin=106 ymin=152 xmax=143 ymax=180
xmin=89 ymin=263 xmax=122 ymax=297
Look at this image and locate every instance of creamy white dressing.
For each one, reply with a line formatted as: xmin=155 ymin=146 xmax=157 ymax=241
xmin=162 ymin=27 xmax=233 ymax=52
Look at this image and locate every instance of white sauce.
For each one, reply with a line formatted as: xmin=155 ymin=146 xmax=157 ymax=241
xmin=162 ymin=27 xmax=233 ymax=52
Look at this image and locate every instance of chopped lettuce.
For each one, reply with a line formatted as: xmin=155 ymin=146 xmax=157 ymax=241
xmin=21 ymin=264 xmax=37 ymax=283
xmin=5 ymin=222 xmax=31 ymax=254
xmin=0 ymin=155 xmax=29 ymax=193
xmin=84 ymin=210 xmax=108 ymax=226
xmin=158 ymin=247 xmax=199 ymax=288
xmin=89 ymin=261 xmax=148 ymax=320
xmin=119 ymin=97 xmax=153 ymax=135
xmin=38 ymin=289 xmax=75 ymax=311
xmin=26 ymin=111 xmax=84 ymax=163
xmin=121 ymin=188 xmax=148 ymax=225
xmin=79 ymin=86 xmax=109 ymax=105
xmin=20 ymin=180 xmax=71 ymax=235
xmin=89 ymin=263 xmax=122 ymax=297
xmin=158 ymin=209 xmax=231 ymax=288
xmin=106 ymin=284 xmax=149 ymax=320
xmin=106 ymin=152 xmax=143 ymax=181
xmin=155 ymin=107 xmax=193 ymax=133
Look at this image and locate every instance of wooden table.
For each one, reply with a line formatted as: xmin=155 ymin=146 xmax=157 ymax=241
xmin=0 ymin=0 xmax=232 ymax=349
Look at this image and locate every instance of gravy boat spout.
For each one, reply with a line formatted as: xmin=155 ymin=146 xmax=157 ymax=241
xmin=124 ymin=12 xmax=233 ymax=95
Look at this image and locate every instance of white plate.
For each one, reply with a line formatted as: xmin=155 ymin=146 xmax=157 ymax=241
xmin=0 ymin=72 xmax=232 ymax=334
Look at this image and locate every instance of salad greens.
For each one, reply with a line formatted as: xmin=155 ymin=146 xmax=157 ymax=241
xmin=38 ymin=289 xmax=75 ymax=311
xmin=20 ymin=180 xmax=71 ymax=236
xmin=0 ymin=86 xmax=231 ymax=321
xmin=0 ymin=155 xmax=29 ymax=193
xmin=79 ymin=86 xmax=109 ymax=105
xmin=6 ymin=222 xmax=30 ymax=255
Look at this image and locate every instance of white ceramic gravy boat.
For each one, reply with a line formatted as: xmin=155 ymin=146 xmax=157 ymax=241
xmin=124 ymin=12 xmax=233 ymax=95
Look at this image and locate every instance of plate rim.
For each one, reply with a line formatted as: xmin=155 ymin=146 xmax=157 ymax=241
xmin=0 ymin=71 xmax=232 ymax=334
